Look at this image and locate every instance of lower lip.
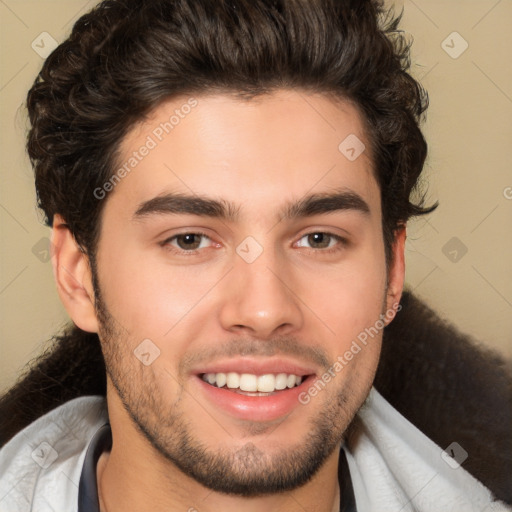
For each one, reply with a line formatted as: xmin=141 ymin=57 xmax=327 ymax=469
xmin=194 ymin=376 xmax=313 ymax=422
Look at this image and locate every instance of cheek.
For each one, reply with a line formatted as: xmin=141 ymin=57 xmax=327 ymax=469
xmin=96 ymin=244 xmax=226 ymax=340
xmin=302 ymin=254 xmax=387 ymax=334
xmin=293 ymin=256 xmax=387 ymax=382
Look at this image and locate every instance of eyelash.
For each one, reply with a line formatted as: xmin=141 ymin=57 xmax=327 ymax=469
xmin=161 ymin=231 xmax=348 ymax=255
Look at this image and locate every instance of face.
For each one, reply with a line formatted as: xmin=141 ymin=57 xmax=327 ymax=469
xmin=90 ymin=90 xmax=404 ymax=495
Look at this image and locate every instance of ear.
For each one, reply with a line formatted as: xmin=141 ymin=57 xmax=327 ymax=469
xmin=384 ymin=226 xmax=406 ymax=324
xmin=51 ymin=214 xmax=99 ymax=333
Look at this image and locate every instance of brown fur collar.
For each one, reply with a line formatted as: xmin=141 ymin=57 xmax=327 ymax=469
xmin=375 ymin=291 xmax=512 ymax=504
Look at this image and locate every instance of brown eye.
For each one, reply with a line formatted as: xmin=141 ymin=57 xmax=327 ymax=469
xmin=297 ymin=232 xmax=340 ymax=250
xmin=176 ymin=234 xmax=201 ymax=249
xmin=166 ymin=233 xmax=212 ymax=251
xmin=307 ymin=233 xmax=331 ymax=248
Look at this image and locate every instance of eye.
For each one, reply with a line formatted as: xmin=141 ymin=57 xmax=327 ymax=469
xmin=163 ymin=232 xmax=213 ymax=251
xmin=295 ymin=232 xmax=344 ymax=250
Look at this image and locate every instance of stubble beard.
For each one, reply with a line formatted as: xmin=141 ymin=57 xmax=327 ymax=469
xmin=92 ymin=278 xmax=373 ymax=496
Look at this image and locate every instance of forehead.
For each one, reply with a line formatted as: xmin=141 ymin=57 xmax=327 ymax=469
xmin=108 ymin=89 xmax=379 ymax=219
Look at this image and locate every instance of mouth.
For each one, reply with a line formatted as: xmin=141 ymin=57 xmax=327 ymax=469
xmin=192 ymin=359 xmax=317 ymax=422
xmin=200 ymin=371 xmax=305 ymax=396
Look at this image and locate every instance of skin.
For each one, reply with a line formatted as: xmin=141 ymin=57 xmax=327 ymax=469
xmin=52 ymin=89 xmax=405 ymax=512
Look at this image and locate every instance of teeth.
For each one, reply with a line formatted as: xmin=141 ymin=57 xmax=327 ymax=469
xmin=202 ymin=372 xmax=304 ymax=392
xmin=226 ymin=372 xmax=240 ymax=389
xmin=257 ymin=374 xmax=276 ymax=393
xmin=216 ymin=372 xmax=227 ymax=388
xmin=239 ymin=374 xmax=258 ymax=392
xmin=275 ymin=373 xmax=288 ymax=390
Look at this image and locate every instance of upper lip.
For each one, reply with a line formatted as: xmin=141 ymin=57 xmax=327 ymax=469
xmin=192 ymin=357 xmax=317 ymax=377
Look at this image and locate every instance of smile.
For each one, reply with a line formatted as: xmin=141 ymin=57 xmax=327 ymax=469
xmin=201 ymin=372 xmax=303 ymax=395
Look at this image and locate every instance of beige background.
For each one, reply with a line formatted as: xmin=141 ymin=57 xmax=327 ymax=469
xmin=1 ymin=0 xmax=511 ymax=393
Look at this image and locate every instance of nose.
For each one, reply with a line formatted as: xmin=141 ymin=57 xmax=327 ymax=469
xmin=218 ymin=250 xmax=304 ymax=339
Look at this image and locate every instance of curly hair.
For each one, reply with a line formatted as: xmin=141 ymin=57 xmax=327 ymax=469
xmin=26 ymin=0 xmax=436 ymax=263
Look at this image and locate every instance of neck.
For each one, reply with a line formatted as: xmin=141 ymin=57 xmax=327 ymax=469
xmin=98 ymin=454 xmax=340 ymax=512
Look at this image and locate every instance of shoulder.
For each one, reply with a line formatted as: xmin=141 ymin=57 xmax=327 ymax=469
xmin=346 ymin=388 xmax=511 ymax=511
xmin=375 ymin=290 xmax=512 ymax=504
xmin=0 ymin=395 xmax=107 ymax=512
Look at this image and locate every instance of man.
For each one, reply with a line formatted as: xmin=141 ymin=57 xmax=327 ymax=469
xmin=0 ymin=0 xmax=510 ymax=510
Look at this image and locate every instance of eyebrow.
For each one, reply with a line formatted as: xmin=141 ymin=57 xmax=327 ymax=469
xmin=133 ymin=189 xmax=370 ymax=222
xmin=282 ymin=190 xmax=370 ymax=220
xmin=134 ymin=194 xmax=240 ymax=221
